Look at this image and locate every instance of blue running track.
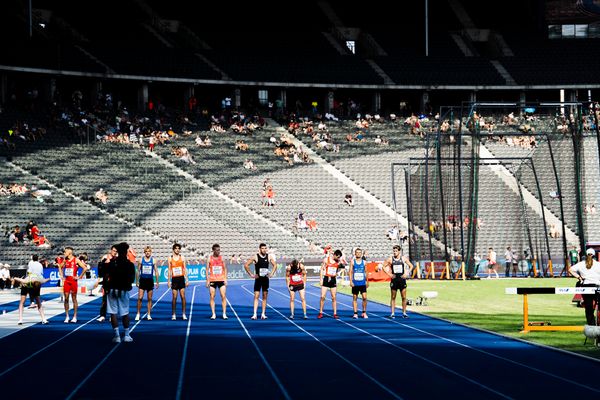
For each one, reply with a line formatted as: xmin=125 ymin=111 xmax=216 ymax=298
xmin=0 ymin=280 xmax=598 ymax=399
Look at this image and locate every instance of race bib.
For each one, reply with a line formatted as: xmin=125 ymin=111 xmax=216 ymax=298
xmin=142 ymin=265 xmax=152 ymax=275
xmin=65 ymin=268 xmax=74 ymax=277
xmin=172 ymin=267 xmax=183 ymax=277
xmin=393 ymin=265 xmax=404 ymax=274
xmin=327 ymin=266 xmax=338 ymax=276
xmin=354 ymin=272 xmax=365 ymax=281
xmin=291 ymin=274 xmax=302 ymax=283
xmin=259 ymin=268 xmax=269 ymax=277
xmin=212 ymin=266 xmax=223 ymax=276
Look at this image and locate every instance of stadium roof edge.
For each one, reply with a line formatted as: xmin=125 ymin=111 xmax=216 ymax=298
xmin=1 ymin=65 xmax=600 ymax=90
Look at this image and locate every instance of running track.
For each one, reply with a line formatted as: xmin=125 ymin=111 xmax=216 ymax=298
xmin=0 ymin=280 xmax=599 ymax=399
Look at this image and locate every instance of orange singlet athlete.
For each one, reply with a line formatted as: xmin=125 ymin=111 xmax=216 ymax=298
xmin=168 ymin=243 xmax=188 ymax=320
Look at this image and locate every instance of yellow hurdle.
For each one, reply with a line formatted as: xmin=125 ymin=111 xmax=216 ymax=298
xmin=425 ymin=262 xmax=435 ymax=279
xmin=547 ymin=259 xmax=554 ymax=277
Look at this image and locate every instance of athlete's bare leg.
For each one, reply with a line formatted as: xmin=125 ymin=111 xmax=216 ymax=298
xmin=319 ymin=286 xmax=328 ymax=313
xmin=400 ymin=288 xmax=408 ymax=316
xmin=180 ymin=289 xmax=186 ymax=316
xmin=361 ymin=292 xmax=368 ymax=314
xmin=289 ymin=290 xmax=296 ymax=317
xmin=331 ymin=287 xmax=337 ymax=315
xmin=219 ymin=286 xmax=227 ymax=316
xmin=136 ymin=288 xmax=144 ymax=316
xmin=72 ymin=292 xmax=78 ymax=321
xmin=299 ymin=290 xmax=307 ymax=316
xmin=171 ymin=290 xmax=178 ymax=316
xmin=253 ymin=291 xmax=260 ymax=318
xmin=390 ymin=289 xmax=397 ymax=316
xmin=261 ymin=291 xmax=268 ymax=317
xmin=147 ymin=290 xmax=153 ymax=317
xmin=209 ymin=286 xmax=217 ymax=317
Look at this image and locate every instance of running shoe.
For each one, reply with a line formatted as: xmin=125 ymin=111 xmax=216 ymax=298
xmin=289 ymin=315 xmax=294 ymax=319
xmin=123 ymin=335 xmax=133 ymax=343
xmin=171 ymin=315 xmax=176 ymax=320
xmin=112 ymin=335 xmax=121 ymax=344
xmin=303 ymin=315 xmax=308 ymax=320
xmin=251 ymin=315 xmax=257 ymax=320
xmin=135 ymin=314 xmax=140 ymax=321
xmin=97 ymin=316 xmax=105 ymax=322
xmin=17 ymin=320 xmax=23 ymax=325
xmin=182 ymin=314 xmax=188 ymax=321
xmin=389 ymin=314 xmax=395 ymax=319
xmin=70 ymin=318 xmax=77 ymax=323
xmin=362 ymin=313 xmax=368 ymax=319
xmin=352 ymin=314 xmax=358 ymax=319
xmin=147 ymin=315 xmax=152 ymax=321
xmin=210 ymin=315 xmax=216 ymax=320
xmin=222 ymin=314 xmax=228 ymax=320
xmin=333 ymin=314 xmax=339 ymax=319
xmin=317 ymin=313 xmax=323 ymax=319
xmin=402 ymin=313 xmax=409 ymax=319
xmin=42 ymin=319 xmax=49 ymax=324
xmin=64 ymin=317 xmax=69 ymax=323
xmin=261 ymin=315 xmax=268 ymax=320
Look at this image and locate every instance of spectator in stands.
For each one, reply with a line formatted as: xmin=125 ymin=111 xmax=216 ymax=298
xmin=235 ymin=140 xmax=248 ymax=151
xmin=387 ymin=226 xmax=399 ymax=241
xmin=344 ymin=193 xmax=354 ymax=206
xmin=8 ymin=226 xmax=20 ymax=244
xmin=265 ymin=186 xmax=275 ymax=207
xmin=0 ymin=264 xmax=11 ymax=289
xmin=306 ymin=218 xmax=318 ymax=231
xmin=549 ymin=223 xmax=561 ymax=238
xmin=244 ymin=159 xmax=257 ymax=171
xmin=95 ymin=188 xmax=109 ymax=205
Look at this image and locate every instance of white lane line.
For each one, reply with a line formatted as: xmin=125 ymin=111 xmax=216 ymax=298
xmin=227 ymin=292 xmax=292 ymax=400
xmin=65 ymin=286 xmax=171 ymax=400
xmin=0 ymin=291 xmax=140 ymax=378
xmin=240 ymin=285 xmax=403 ymax=400
xmin=176 ymin=285 xmax=197 ymax=400
xmin=271 ymin=286 xmax=512 ymax=400
xmin=308 ymin=286 xmax=600 ymax=394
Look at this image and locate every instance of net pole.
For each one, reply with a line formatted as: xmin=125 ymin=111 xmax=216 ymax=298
xmin=529 ymin=160 xmax=552 ymax=270
xmin=569 ymin=106 xmax=587 ymax=253
xmin=545 ymin=134 xmax=568 ymax=271
xmin=403 ymin=168 xmax=412 ymax=260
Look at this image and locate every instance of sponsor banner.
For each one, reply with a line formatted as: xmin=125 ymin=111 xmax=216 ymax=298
xmin=42 ymin=267 xmax=99 ymax=287
xmin=157 ymin=263 xmax=287 ymax=283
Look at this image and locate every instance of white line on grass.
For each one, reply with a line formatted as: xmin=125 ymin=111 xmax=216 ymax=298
xmin=176 ymin=285 xmax=197 ymax=400
xmin=227 ymin=294 xmax=292 ymax=400
xmin=240 ymin=285 xmax=403 ymax=400
xmin=65 ymin=286 xmax=171 ymax=400
xmin=271 ymin=286 xmax=512 ymax=400
xmin=309 ymin=286 xmax=600 ymax=394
